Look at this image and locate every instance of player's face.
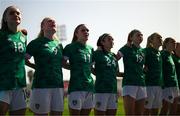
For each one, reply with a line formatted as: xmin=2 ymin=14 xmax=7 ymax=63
xmin=102 ymin=35 xmax=114 ymax=50
xmin=75 ymin=25 xmax=89 ymax=42
xmin=43 ymin=18 xmax=57 ymax=33
xmin=132 ymin=32 xmax=143 ymax=45
xmin=5 ymin=7 xmax=21 ymax=26
xmin=175 ymin=43 xmax=180 ymax=57
xmin=167 ymin=39 xmax=176 ymax=51
xmin=152 ymin=36 xmax=162 ymax=48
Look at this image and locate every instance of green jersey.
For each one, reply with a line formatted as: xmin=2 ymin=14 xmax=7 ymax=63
xmin=26 ymin=37 xmax=63 ymax=88
xmin=161 ymin=50 xmax=178 ymax=88
xmin=93 ymin=50 xmax=118 ymax=93
xmin=63 ymin=42 xmax=94 ymax=93
xmin=0 ymin=30 xmax=27 ymax=90
xmin=144 ymin=47 xmax=163 ymax=86
xmin=172 ymin=54 xmax=180 ymax=89
xmin=119 ymin=45 xmax=145 ymax=87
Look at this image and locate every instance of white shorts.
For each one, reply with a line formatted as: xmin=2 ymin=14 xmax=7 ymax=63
xmin=122 ymin=86 xmax=147 ymax=100
xmin=0 ymin=89 xmax=26 ymax=111
xmin=68 ymin=91 xmax=93 ymax=110
xmin=29 ymin=88 xmax=64 ymax=114
xmin=162 ymin=87 xmax=179 ymax=103
xmin=145 ymin=86 xmax=162 ymax=109
xmin=178 ymin=96 xmax=180 ymax=104
xmin=94 ymin=93 xmax=118 ymax=111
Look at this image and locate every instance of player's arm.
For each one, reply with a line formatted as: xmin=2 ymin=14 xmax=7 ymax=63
xmin=62 ymin=56 xmax=70 ymax=70
xmin=143 ymin=65 xmax=148 ymax=73
xmin=116 ymin=64 xmax=124 ymax=77
xmin=117 ymin=72 xmax=124 ymax=77
xmin=116 ymin=51 xmax=123 ymax=60
xmin=91 ymin=62 xmax=96 ymax=76
xmin=25 ymin=53 xmax=35 ymax=69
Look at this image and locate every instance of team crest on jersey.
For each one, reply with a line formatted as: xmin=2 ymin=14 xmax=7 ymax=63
xmin=7 ymin=38 xmax=12 ymax=42
xmin=20 ymin=35 xmax=26 ymax=43
xmin=44 ymin=44 xmax=49 ymax=47
xmin=35 ymin=103 xmax=40 ymax=109
xmin=72 ymin=100 xmax=78 ymax=106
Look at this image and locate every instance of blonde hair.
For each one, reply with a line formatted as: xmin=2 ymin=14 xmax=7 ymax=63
xmin=127 ymin=29 xmax=141 ymax=43
xmin=162 ymin=37 xmax=175 ymax=50
xmin=37 ymin=17 xmax=58 ymax=40
xmin=71 ymin=24 xmax=85 ymax=43
xmin=146 ymin=33 xmax=162 ymax=48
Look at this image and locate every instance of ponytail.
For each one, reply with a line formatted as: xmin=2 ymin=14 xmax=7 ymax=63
xmin=72 ymin=24 xmax=85 ymax=43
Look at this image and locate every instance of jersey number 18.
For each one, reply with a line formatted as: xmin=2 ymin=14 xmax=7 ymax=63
xmin=14 ymin=42 xmax=24 ymax=53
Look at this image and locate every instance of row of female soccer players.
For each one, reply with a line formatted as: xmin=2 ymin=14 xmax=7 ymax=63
xmin=0 ymin=5 xmax=179 ymax=116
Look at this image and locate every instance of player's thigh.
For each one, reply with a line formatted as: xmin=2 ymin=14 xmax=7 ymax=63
xmin=29 ymin=88 xmax=51 ymax=114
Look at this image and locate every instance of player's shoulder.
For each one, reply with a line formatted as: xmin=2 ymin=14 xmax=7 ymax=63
xmin=119 ymin=44 xmax=129 ymax=52
xmin=27 ymin=37 xmax=42 ymax=47
xmin=20 ymin=29 xmax=27 ymax=36
xmin=0 ymin=29 xmax=6 ymax=37
xmin=64 ymin=43 xmax=74 ymax=49
xmin=110 ymin=52 xmax=116 ymax=57
xmin=94 ymin=49 xmax=102 ymax=55
xmin=86 ymin=44 xmax=93 ymax=49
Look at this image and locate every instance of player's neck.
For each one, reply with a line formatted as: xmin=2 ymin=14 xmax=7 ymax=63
xmin=104 ymin=47 xmax=111 ymax=52
xmin=165 ymin=48 xmax=173 ymax=54
xmin=133 ymin=42 xmax=140 ymax=48
xmin=77 ymin=39 xmax=86 ymax=45
xmin=7 ymin=24 xmax=18 ymax=33
xmin=152 ymin=45 xmax=159 ymax=50
xmin=44 ymin=33 xmax=54 ymax=40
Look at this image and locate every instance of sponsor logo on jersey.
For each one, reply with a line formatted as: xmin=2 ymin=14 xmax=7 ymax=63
xmin=78 ymin=49 xmax=91 ymax=54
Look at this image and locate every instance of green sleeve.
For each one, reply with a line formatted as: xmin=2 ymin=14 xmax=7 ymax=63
xmin=63 ymin=44 xmax=71 ymax=58
xmin=26 ymin=40 xmax=37 ymax=56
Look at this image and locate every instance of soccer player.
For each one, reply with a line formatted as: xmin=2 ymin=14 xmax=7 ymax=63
xmin=63 ymin=24 xmax=94 ymax=115
xmin=116 ymin=29 xmax=147 ymax=115
xmin=0 ymin=6 xmax=27 ymax=115
xmin=93 ymin=33 xmax=122 ymax=116
xmin=25 ymin=17 xmax=64 ymax=115
xmin=173 ymin=42 xmax=180 ymax=114
xmin=160 ymin=38 xmax=179 ymax=115
xmin=143 ymin=33 xmax=163 ymax=115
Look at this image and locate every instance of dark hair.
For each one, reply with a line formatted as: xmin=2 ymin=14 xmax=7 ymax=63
xmin=1 ymin=6 xmax=19 ymax=31
xmin=71 ymin=24 xmax=85 ymax=43
xmin=97 ymin=33 xmax=110 ymax=53
xmin=127 ymin=29 xmax=141 ymax=43
xmin=97 ymin=33 xmax=109 ymax=46
xmin=163 ymin=37 xmax=175 ymax=50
